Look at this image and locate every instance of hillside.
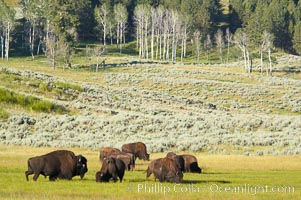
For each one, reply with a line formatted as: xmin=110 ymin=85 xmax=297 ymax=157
xmin=0 ymin=55 xmax=300 ymax=155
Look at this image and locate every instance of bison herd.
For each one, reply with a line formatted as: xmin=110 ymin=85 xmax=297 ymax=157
xmin=25 ymin=142 xmax=202 ymax=183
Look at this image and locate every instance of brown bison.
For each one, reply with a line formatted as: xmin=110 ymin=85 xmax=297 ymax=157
xmin=109 ymin=152 xmax=135 ymax=171
xmin=166 ymin=152 xmax=185 ymax=172
xmin=25 ymin=150 xmax=88 ymax=181
xmin=99 ymin=147 xmax=121 ymax=161
xmin=146 ymin=157 xmax=183 ymax=183
xmin=96 ymin=157 xmax=125 ymax=182
xmin=121 ymin=142 xmax=150 ymax=161
xmin=180 ymin=154 xmax=202 ymax=173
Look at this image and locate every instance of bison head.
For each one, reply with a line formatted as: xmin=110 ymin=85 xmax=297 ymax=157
xmin=165 ymin=170 xmax=183 ymax=183
xmin=95 ymin=171 xmax=111 ymax=182
xmin=138 ymin=153 xmax=150 ymax=161
xmin=75 ymin=155 xmax=88 ymax=179
xmin=145 ymin=153 xmax=150 ymax=161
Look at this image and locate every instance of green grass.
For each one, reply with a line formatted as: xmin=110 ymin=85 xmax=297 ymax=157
xmin=55 ymin=81 xmax=83 ymax=92
xmin=0 ymin=70 xmax=83 ymax=102
xmin=0 ymin=88 xmax=67 ymax=114
xmin=0 ymin=145 xmax=300 ymax=200
xmin=0 ymin=107 xmax=9 ymax=119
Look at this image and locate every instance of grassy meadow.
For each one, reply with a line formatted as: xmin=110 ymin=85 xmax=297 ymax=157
xmin=0 ymin=145 xmax=300 ymax=200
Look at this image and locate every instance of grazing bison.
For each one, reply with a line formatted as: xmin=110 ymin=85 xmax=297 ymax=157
xmin=96 ymin=157 xmax=125 ymax=182
xmin=180 ymin=154 xmax=202 ymax=173
xmin=109 ymin=152 xmax=135 ymax=171
xmin=166 ymin=152 xmax=185 ymax=172
xmin=146 ymin=157 xmax=183 ymax=183
xmin=99 ymin=147 xmax=121 ymax=161
xmin=121 ymin=142 xmax=150 ymax=161
xmin=25 ymin=150 xmax=88 ymax=181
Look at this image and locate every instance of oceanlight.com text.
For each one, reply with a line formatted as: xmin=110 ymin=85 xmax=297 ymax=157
xmin=126 ymin=183 xmax=295 ymax=195
xmin=209 ymin=184 xmax=295 ymax=195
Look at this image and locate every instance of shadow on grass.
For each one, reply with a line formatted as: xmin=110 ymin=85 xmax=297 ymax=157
xmin=182 ymin=180 xmax=231 ymax=184
xmin=78 ymin=60 xmax=172 ymax=72
xmin=201 ymin=172 xmax=231 ymax=175
xmin=125 ymin=179 xmax=231 ymax=184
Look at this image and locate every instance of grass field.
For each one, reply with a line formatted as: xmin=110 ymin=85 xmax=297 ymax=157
xmin=0 ymin=145 xmax=300 ymax=200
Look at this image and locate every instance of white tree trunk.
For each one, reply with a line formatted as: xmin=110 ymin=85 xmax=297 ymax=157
xmin=151 ymin=18 xmax=154 ymax=60
xmin=136 ymin=25 xmax=139 ymax=50
xmin=116 ymin=22 xmax=120 ymax=48
xmin=31 ymin=24 xmax=35 ymax=60
xmin=155 ymin=27 xmax=159 ymax=59
xmin=268 ymin=48 xmax=272 ymax=76
xmin=171 ymin=12 xmax=177 ymax=63
xmin=140 ymin=19 xmax=144 ymax=58
xmin=119 ymin=22 xmax=123 ymax=53
xmin=166 ymin=31 xmax=170 ymax=61
xmin=183 ymin=27 xmax=187 ymax=57
xmin=227 ymin=40 xmax=230 ymax=63
xmin=246 ymin=49 xmax=251 ymax=73
xmin=260 ymin=50 xmax=263 ymax=73
xmin=5 ymin=22 xmax=10 ymax=60
xmin=1 ymin=36 xmax=4 ymax=60
xmin=159 ymin=23 xmax=162 ymax=60
xmin=45 ymin=20 xmax=50 ymax=55
xmin=243 ymin=48 xmax=247 ymax=72
xmin=163 ymin=30 xmax=166 ymax=60
xmin=103 ymin=24 xmax=106 ymax=46
xmin=181 ymin=37 xmax=184 ymax=62
xmin=151 ymin=8 xmax=156 ymax=60
xmin=109 ymin=23 xmax=113 ymax=45
xmin=144 ymin=18 xmax=148 ymax=59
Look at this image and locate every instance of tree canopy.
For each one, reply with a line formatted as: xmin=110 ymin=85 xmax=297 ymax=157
xmin=0 ymin=0 xmax=300 ymax=61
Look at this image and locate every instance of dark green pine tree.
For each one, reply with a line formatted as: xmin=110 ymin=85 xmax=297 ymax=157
xmin=76 ymin=0 xmax=95 ymax=41
xmin=267 ymin=0 xmax=291 ymax=49
xmin=245 ymin=1 xmax=269 ymax=48
xmin=49 ymin=0 xmax=79 ymax=45
xmin=293 ymin=21 xmax=301 ymax=55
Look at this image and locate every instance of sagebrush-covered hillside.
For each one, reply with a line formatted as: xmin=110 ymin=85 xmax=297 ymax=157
xmin=0 ymin=60 xmax=300 ymax=155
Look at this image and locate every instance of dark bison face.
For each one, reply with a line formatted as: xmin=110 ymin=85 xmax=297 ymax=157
xmin=76 ymin=155 xmax=88 ymax=179
xmin=95 ymin=171 xmax=111 ymax=182
xmin=166 ymin=170 xmax=183 ymax=183
xmin=145 ymin=153 xmax=150 ymax=161
xmin=139 ymin=153 xmax=150 ymax=161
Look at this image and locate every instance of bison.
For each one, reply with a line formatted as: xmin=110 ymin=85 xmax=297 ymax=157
xmin=25 ymin=150 xmax=88 ymax=181
xmin=180 ymin=154 xmax=202 ymax=173
xmin=146 ymin=157 xmax=183 ymax=183
xmin=96 ymin=157 xmax=125 ymax=182
xmin=109 ymin=152 xmax=135 ymax=171
xmin=99 ymin=147 xmax=121 ymax=161
xmin=121 ymin=142 xmax=150 ymax=161
xmin=166 ymin=152 xmax=185 ymax=172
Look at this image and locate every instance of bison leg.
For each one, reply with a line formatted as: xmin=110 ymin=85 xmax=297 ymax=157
xmin=49 ymin=175 xmax=57 ymax=181
xmin=146 ymin=167 xmax=152 ymax=180
xmin=111 ymin=172 xmax=118 ymax=182
xmin=33 ymin=172 xmax=40 ymax=181
xmin=25 ymin=170 xmax=34 ymax=181
xmin=118 ymin=170 xmax=125 ymax=183
xmin=118 ymin=174 xmax=123 ymax=182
